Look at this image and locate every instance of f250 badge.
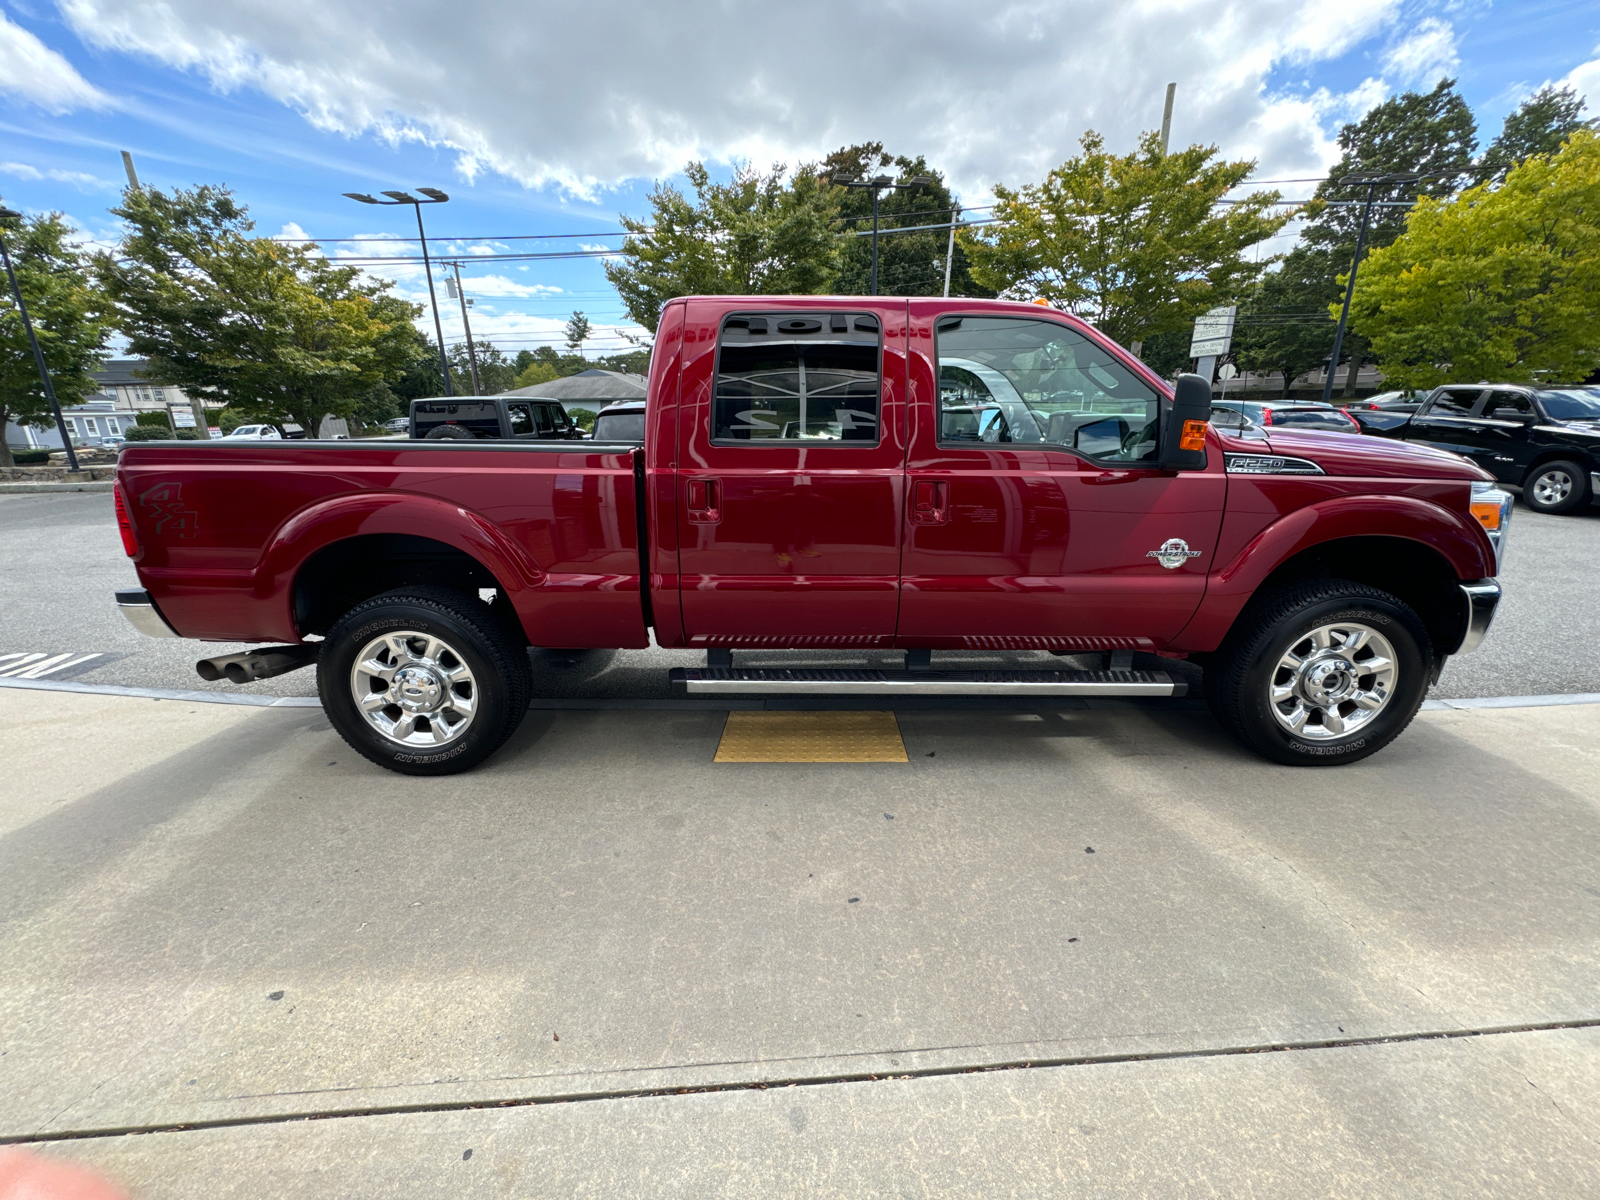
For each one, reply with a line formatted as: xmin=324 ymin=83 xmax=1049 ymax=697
xmin=1147 ymin=538 xmax=1201 ymax=569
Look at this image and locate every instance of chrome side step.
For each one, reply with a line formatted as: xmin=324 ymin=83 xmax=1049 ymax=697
xmin=669 ymin=667 xmax=1185 ymax=697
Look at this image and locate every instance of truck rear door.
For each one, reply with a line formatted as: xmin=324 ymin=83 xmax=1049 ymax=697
xmin=897 ymin=302 xmax=1224 ymax=650
xmin=673 ymin=301 xmax=908 ymax=647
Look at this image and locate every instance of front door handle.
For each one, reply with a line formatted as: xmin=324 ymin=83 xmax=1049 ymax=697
xmin=686 ymin=477 xmax=721 ymax=524
xmin=909 ymin=478 xmax=950 ymax=526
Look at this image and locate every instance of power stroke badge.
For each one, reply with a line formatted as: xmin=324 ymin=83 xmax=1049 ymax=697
xmin=1147 ymin=538 xmax=1202 ymax=569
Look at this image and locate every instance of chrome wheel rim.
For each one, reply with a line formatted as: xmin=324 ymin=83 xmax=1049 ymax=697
xmin=350 ymin=630 xmax=477 ymax=747
xmin=1269 ymin=621 xmax=1396 ymax=741
xmin=1532 ymin=469 xmax=1573 ymax=507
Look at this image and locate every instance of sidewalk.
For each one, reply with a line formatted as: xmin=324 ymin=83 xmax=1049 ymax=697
xmin=2 ymin=687 xmax=1597 ymax=1196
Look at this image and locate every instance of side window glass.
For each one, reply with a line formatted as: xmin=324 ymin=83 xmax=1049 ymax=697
xmin=713 ymin=313 xmax=881 ymax=445
xmin=1428 ymin=389 xmax=1479 ymax=416
xmin=533 ymin=405 xmax=555 ymax=434
xmin=936 ymin=315 xmax=1159 ymax=463
xmin=506 ymin=403 xmax=534 ymax=436
xmin=1485 ymin=391 xmax=1531 ymax=418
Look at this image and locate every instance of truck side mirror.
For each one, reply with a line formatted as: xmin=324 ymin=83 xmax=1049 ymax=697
xmin=1159 ymin=373 xmax=1211 ymax=471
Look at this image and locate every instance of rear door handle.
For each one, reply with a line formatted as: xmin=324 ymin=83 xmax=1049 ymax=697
xmin=909 ymin=478 xmax=950 ymax=526
xmin=686 ymin=477 xmax=721 ymax=524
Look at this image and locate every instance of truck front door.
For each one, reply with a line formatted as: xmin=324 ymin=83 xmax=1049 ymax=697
xmin=897 ymin=304 xmax=1224 ymax=651
xmin=674 ymin=302 xmax=908 ymax=648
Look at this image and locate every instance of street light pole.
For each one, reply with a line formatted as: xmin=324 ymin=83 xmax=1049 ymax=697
xmin=0 ymin=206 xmax=79 ymax=471
xmin=830 ymin=173 xmax=934 ymax=295
xmin=344 ymin=188 xmax=453 ymax=395
xmin=1320 ymin=171 xmax=1421 ymax=404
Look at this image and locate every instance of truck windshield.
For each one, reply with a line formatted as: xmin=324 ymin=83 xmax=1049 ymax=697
xmin=1536 ymin=388 xmax=1600 ymax=420
xmin=936 ymin=315 xmax=1159 ymax=462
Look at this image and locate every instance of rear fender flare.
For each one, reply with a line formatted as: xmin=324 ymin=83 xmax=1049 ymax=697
xmin=1173 ymin=493 xmax=1493 ymax=651
xmin=257 ymin=492 xmax=546 ymax=623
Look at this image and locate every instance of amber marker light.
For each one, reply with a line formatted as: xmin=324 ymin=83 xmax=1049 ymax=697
xmin=1470 ymin=498 xmax=1504 ymax=531
xmin=1179 ymin=419 xmax=1208 ymax=452
xmin=113 ymin=484 xmax=139 ymax=556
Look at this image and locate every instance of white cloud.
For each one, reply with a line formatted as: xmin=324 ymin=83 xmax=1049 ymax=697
xmin=1382 ymin=17 xmax=1459 ymax=86
xmin=1560 ymin=46 xmax=1600 ymax=110
xmin=0 ymin=160 xmax=116 ymax=190
xmin=59 ymin=0 xmax=1406 ymax=198
xmin=0 ymin=11 xmax=108 ymax=112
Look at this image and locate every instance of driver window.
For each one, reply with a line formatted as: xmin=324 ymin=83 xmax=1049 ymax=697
xmin=935 ymin=315 xmax=1158 ymax=463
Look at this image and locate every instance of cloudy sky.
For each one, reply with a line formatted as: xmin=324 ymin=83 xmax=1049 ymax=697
xmin=2 ymin=0 xmax=1596 ymax=352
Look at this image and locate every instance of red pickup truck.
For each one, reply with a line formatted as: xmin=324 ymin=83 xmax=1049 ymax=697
xmin=113 ymin=296 xmax=1510 ymax=774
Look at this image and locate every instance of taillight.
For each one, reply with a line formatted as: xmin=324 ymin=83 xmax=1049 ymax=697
xmin=1343 ymin=411 xmax=1361 ymax=429
xmin=113 ymin=484 xmax=139 ymax=557
xmin=1261 ymin=407 xmax=1274 ymax=425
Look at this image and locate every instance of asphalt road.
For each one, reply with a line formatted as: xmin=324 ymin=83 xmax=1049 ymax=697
xmin=2 ymin=489 xmax=1596 ymax=703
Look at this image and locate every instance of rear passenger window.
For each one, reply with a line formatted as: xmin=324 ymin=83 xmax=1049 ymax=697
xmin=1429 ymin=389 xmax=1481 ymax=416
xmin=713 ymin=313 xmax=881 ymax=444
xmin=506 ymin=403 xmax=534 ymax=436
xmin=1484 ymin=391 xmax=1531 ymax=418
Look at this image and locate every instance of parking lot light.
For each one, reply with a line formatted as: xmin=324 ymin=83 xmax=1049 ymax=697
xmin=344 ymin=188 xmax=453 ymax=395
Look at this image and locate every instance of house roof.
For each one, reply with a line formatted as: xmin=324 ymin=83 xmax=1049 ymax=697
xmin=502 ymin=369 xmax=647 ymax=404
xmin=93 ymin=359 xmax=155 ymax=386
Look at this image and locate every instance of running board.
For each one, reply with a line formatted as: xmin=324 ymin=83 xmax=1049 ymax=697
xmin=669 ymin=667 xmax=1186 ymax=697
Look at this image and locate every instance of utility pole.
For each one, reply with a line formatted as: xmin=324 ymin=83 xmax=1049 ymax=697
xmin=831 ymin=172 xmax=934 ymax=295
xmin=0 ymin=205 xmax=79 ymax=471
xmin=120 ymin=152 xmax=141 ymax=190
xmin=446 ymin=263 xmax=481 ymax=393
xmin=1159 ymin=83 xmax=1176 ymax=153
xmin=942 ymin=205 xmax=959 ymax=298
xmin=1320 ymin=171 xmax=1420 ymax=404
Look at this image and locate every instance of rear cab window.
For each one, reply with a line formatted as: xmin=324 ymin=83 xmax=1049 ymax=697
xmin=713 ymin=312 xmax=882 ymax=445
xmin=1424 ymin=387 xmax=1483 ymax=417
xmin=935 ymin=314 xmax=1159 ymax=463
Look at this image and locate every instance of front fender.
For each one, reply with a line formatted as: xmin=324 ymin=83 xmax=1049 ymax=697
xmin=257 ymin=491 xmax=547 ymax=628
xmin=1172 ymin=493 xmax=1494 ymax=651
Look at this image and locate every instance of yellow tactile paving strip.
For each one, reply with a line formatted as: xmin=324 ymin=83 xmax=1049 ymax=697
xmin=714 ymin=710 xmax=909 ymax=763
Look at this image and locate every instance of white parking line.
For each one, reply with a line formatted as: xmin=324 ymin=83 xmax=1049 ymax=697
xmin=0 ymin=652 xmax=104 ymax=680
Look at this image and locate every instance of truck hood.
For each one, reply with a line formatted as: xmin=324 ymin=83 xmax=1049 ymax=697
xmin=1254 ymin=428 xmax=1494 ymax=481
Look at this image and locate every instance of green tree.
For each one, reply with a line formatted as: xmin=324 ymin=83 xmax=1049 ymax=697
xmin=960 ymin=130 xmax=1289 ymax=348
xmin=605 ymin=160 xmax=840 ymax=332
xmin=446 ymin=341 xmax=515 ymax=394
xmin=593 ymin=348 xmax=651 ymax=375
xmin=511 ymin=360 xmax=560 ymax=389
xmin=564 ymin=311 xmax=591 ymax=353
xmin=98 ymin=185 xmax=426 ymax=436
xmin=1482 ymin=86 xmax=1596 ymax=180
xmin=819 ymin=143 xmax=991 ymax=297
xmin=1232 ymin=246 xmax=1344 ymax=395
xmin=0 ymin=211 xmax=113 ymax=466
xmin=1347 ymin=131 xmax=1600 ymax=389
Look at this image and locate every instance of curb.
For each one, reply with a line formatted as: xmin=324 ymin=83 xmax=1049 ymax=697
xmin=4 ymin=675 xmax=1600 ymax=715
xmin=0 ymin=481 xmax=115 ymax=494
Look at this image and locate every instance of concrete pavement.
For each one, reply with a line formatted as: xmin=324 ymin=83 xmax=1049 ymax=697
xmin=2 ymin=686 xmax=1598 ymax=1195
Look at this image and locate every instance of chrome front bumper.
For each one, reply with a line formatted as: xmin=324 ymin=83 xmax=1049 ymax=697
xmin=115 ymin=588 xmax=179 ymax=638
xmin=1455 ymin=580 xmax=1501 ymax=655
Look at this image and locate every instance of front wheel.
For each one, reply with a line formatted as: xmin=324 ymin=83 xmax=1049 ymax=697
xmin=320 ymin=587 xmax=531 ymax=775
xmin=1522 ymin=460 xmax=1591 ymax=514
xmin=1204 ymin=581 xmax=1431 ymax=766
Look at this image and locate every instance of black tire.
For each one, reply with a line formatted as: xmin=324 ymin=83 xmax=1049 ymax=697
xmin=1203 ymin=580 xmax=1431 ymax=767
xmin=425 ymin=423 xmax=477 ymax=440
xmin=1522 ymin=460 xmax=1591 ymax=514
xmin=319 ymin=587 xmax=531 ymax=775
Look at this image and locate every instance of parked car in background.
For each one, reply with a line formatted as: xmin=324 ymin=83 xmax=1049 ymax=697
xmin=383 ymin=417 xmax=410 ymax=433
xmin=1345 ymin=390 xmax=1427 ymax=412
xmin=409 ymin=396 xmax=585 ymax=441
xmin=589 ymin=401 xmax=647 ymax=443
xmin=1210 ymin=401 xmax=1362 ymax=433
xmin=222 ymin=424 xmax=283 ymax=440
xmin=1356 ymin=382 xmax=1600 ymax=514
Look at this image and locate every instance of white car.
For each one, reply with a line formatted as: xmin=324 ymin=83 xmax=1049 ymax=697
xmin=222 ymin=424 xmax=283 ymax=440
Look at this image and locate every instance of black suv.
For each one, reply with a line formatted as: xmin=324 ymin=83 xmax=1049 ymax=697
xmin=1360 ymin=383 xmax=1600 ymax=514
xmin=409 ymin=396 xmax=584 ymax=441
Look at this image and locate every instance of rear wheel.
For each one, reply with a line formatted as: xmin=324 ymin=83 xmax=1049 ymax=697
xmin=1522 ymin=460 xmax=1591 ymax=514
xmin=320 ymin=587 xmax=530 ymax=775
xmin=1204 ymin=580 xmax=1430 ymax=766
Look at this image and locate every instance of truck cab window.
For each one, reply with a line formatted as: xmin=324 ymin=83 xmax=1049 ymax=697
xmin=506 ymin=403 xmax=534 ymax=436
xmin=1484 ymin=391 xmax=1531 ymax=419
xmin=533 ymin=405 xmax=556 ymax=435
xmin=1429 ymin=388 xmax=1481 ymax=416
xmin=936 ymin=316 xmax=1159 ymax=463
xmin=713 ymin=313 xmax=881 ymax=445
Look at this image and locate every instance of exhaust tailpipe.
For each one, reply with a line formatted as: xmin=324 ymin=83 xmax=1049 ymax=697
xmin=196 ymin=644 xmax=320 ymax=685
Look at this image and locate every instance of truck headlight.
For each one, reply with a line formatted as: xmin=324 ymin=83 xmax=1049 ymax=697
xmin=1470 ymin=481 xmax=1513 ymax=573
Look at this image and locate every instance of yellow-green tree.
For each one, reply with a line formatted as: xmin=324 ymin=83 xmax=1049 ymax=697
xmin=99 ymin=185 xmax=425 ymax=436
xmin=1347 ymin=131 xmax=1600 ymax=389
xmin=960 ymin=131 xmax=1291 ymax=349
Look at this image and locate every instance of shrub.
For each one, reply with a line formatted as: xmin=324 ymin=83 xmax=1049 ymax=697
xmin=567 ymin=407 xmax=597 ymax=431
xmin=124 ymin=425 xmax=203 ymax=441
xmin=9 ymin=448 xmax=51 ymax=464
xmin=134 ymin=412 xmax=171 ymax=428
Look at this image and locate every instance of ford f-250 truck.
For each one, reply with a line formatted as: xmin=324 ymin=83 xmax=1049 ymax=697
xmin=112 ymin=296 xmax=1511 ymax=775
